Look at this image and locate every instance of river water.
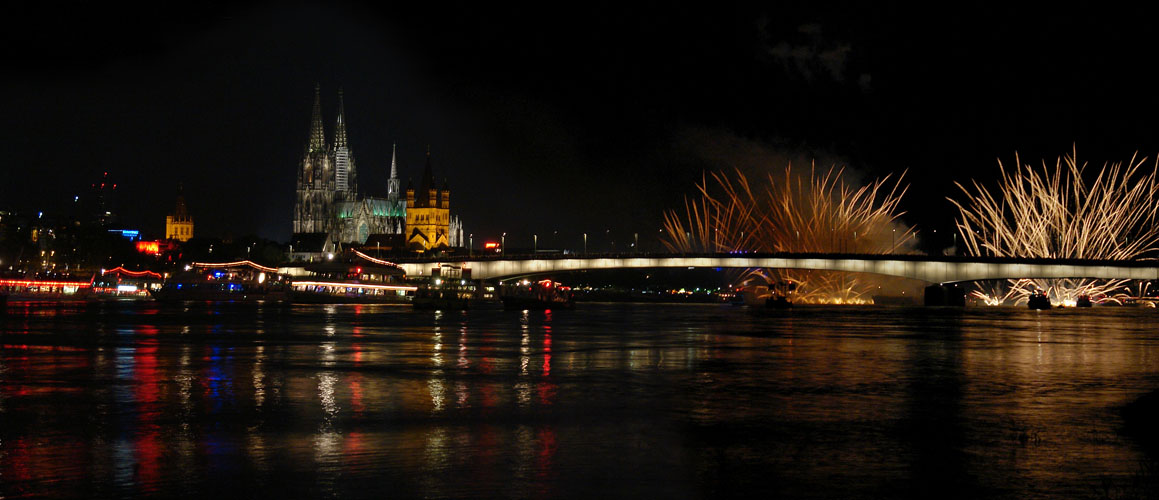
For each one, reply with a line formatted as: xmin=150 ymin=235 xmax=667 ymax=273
xmin=2 ymin=301 xmax=1158 ymax=498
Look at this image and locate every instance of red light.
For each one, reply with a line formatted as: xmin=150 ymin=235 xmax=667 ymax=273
xmin=104 ymin=266 xmax=162 ymax=279
xmin=484 ymin=242 xmax=500 ymax=249
xmin=136 ymin=241 xmax=160 ymax=255
xmin=0 ymin=279 xmax=91 ymax=288
xmin=355 ymin=267 xmax=362 ymax=274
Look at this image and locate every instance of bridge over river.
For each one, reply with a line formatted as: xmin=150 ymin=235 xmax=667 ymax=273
xmin=395 ymin=252 xmax=1159 ymax=284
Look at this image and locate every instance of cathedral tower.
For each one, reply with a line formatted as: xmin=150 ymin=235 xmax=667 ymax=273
xmin=332 ymin=88 xmax=357 ymax=201
xmin=293 ymin=84 xmax=336 ymax=234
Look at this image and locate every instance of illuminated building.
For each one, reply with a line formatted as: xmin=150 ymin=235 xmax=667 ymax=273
xmin=292 ymin=86 xmax=406 ymax=254
xmin=290 ymin=85 xmax=462 ymax=256
xmin=405 ymin=150 xmax=464 ymax=251
xmin=165 ymin=185 xmax=194 ymax=241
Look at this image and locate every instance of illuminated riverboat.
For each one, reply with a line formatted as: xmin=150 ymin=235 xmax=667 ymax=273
xmin=499 ymin=279 xmax=574 ymax=310
xmin=287 ymin=250 xmax=416 ymax=304
xmin=90 ymin=267 xmax=163 ymax=300
xmin=151 ymin=260 xmax=289 ymax=302
xmin=413 ymin=264 xmax=474 ymax=310
xmin=0 ymin=278 xmax=94 ymax=301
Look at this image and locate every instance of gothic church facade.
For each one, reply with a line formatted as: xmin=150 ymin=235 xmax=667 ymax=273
xmin=292 ymin=85 xmax=462 ymax=254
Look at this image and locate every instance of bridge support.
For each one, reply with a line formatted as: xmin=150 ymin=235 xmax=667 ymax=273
xmin=924 ymin=284 xmax=965 ymax=307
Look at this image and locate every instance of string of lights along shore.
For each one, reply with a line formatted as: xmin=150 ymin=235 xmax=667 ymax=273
xmin=290 ymin=84 xmax=463 ymax=260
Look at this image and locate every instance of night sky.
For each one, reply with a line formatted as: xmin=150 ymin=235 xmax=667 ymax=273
xmin=6 ymin=3 xmax=1159 ymax=251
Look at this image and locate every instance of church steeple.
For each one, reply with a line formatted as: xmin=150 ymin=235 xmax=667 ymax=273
xmin=334 ymin=88 xmax=348 ymax=149
xmin=332 ymin=87 xmax=356 ymax=196
xmin=308 ymin=83 xmax=326 ymax=153
xmin=387 ymin=143 xmax=401 ymax=201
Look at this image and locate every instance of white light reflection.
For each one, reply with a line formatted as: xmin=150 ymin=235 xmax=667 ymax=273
xmin=428 ymin=378 xmax=446 ymax=413
xmin=319 ymin=372 xmax=339 ymax=422
xmin=253 ymin=345 xmax=265 ymax=408
xmin=520 ymin=330 xmax=531 ymax=376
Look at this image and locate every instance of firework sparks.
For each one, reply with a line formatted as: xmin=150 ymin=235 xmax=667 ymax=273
xmin=662 ymin=163 xmax=916 ymax=304
xmin=951 ymin=147 xmax=1159 ymax=305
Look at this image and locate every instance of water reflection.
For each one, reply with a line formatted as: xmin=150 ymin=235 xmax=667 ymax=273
xmin=2 ymin=303 xmax=1159 ymax=497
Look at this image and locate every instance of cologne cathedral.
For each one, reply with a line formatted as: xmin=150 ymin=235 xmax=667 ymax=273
xmin=291 ymin=85 xmax=462 ymax=254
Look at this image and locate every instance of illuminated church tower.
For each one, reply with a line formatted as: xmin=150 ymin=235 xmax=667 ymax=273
xmin=293 ymin=84 xmax=335 ymax=234
xmin=165 ymin=185 xmax=194 ymax=241
xmin=405 ymin=149 xmax=462 ymax=250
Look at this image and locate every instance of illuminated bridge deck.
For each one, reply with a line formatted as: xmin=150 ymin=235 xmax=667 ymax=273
xmin=396 ymin=253 xmax=1159 ymax=284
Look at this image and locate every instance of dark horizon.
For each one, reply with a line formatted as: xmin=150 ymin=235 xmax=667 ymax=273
xmin=6 ymin=3 xmax=1159 ymax=249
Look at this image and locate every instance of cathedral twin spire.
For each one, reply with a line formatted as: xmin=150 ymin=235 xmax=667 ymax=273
xmin=305 ymin=84 xmax=399 ymax=199
xmin=334 ymin=88 xmax=348 ymax=150
xmin=309 ymin=84 xmax=326 ymax=153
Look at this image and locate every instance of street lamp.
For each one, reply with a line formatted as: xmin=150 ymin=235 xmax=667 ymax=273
xmin=583 ymin=233 xmax=587 ymax=254
xmin=634 ymin=232 xmax=638 ymax=252
xmin=469 ymin=233 xmax=473 ymax=255
xmin=534 ymin=234 xmax=538 ymax=253
xmin=502 ymin=232 xmax=506 ymax=254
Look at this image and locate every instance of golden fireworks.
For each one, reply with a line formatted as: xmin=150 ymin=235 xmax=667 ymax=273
xmin=951 ymin=147 xmax=1159 ymax=305
xmin=662 ymin=163 xmax=915 ymax=304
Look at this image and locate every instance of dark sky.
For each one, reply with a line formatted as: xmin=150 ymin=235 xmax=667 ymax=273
xmin=5 ymin=2 xmax=1159 ymax=251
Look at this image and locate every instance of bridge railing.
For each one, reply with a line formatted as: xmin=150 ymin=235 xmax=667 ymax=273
xmin=395 ymin=251 xmax=1159 ymax=268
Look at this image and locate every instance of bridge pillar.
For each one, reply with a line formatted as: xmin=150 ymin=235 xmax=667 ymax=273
xmin=924 ymin=284 xmax=965 ymax=307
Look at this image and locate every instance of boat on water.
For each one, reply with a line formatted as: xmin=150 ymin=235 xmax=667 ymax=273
xmin=1027 ymin=290 xmax=1052 ymax=310
xmin=0 ymin=277 xmax=95 ymax=301
xmin=740 ymin=280 xmax=798 ymax=308
xmin=90 ymin=267 xmax=164 ymax=300
xmin=286 ymin=250 xmax=416 ymax=304
xmin=151 ymin=260 xmax=290 ymax=303
xmin=413 ymin=264 xmax=475 ymax=310
xmin=500 ymin=279 xmax=574 ymax=310
xmin=765 ymin=296 xmax=792 ymax=309
xmin=1076 ymin=295 xmax=1093 ymax=308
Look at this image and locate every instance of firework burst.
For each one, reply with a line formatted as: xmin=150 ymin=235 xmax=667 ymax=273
xmin=951 ymin=147 xmax=1159 ymax=305
xmin=662 ymin=163 xmax=916 ymax=304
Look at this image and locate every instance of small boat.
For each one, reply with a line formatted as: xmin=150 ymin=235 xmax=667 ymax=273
xmin=413 ymin=264 xmax=474 ymax=310
xmin=765 ymin=280 xmax=798 ymax=309
xmin=765 ymin=296 xmax=792 ymax=309
xmin=152 ymin=260 xmax=289 ymax=303
xmin=500 ymin=279 xmax=574 ymax=310
xmin=1076 ymin=295 xmax=1093 ymax=308
xmin=1027 ymin=290 xmax=1051 ymax=310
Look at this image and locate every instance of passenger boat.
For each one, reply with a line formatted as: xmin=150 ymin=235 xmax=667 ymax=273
xmin=1075 ymin=295 xmax=1093 ymax=308
xmin=151 ymin=260 xmax=289 ymax=302
xmin=90 ymin=267 xmax=163 ymax=300
xmin=413 ymin=264 xmax=475 ymax=310
xmin=0 ymin=277 xmax=94 ymax=301
xmin=1027 ymin=290 xmax=1051 ymax=310
xmin=499 ymin=279 xmax=574 ymax=310
xmin=287 ymin=250 xmax=416 ymax=304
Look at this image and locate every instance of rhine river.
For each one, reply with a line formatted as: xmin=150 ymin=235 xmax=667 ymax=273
xmin=2 ymin=301 xmax=1158 ymax=498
